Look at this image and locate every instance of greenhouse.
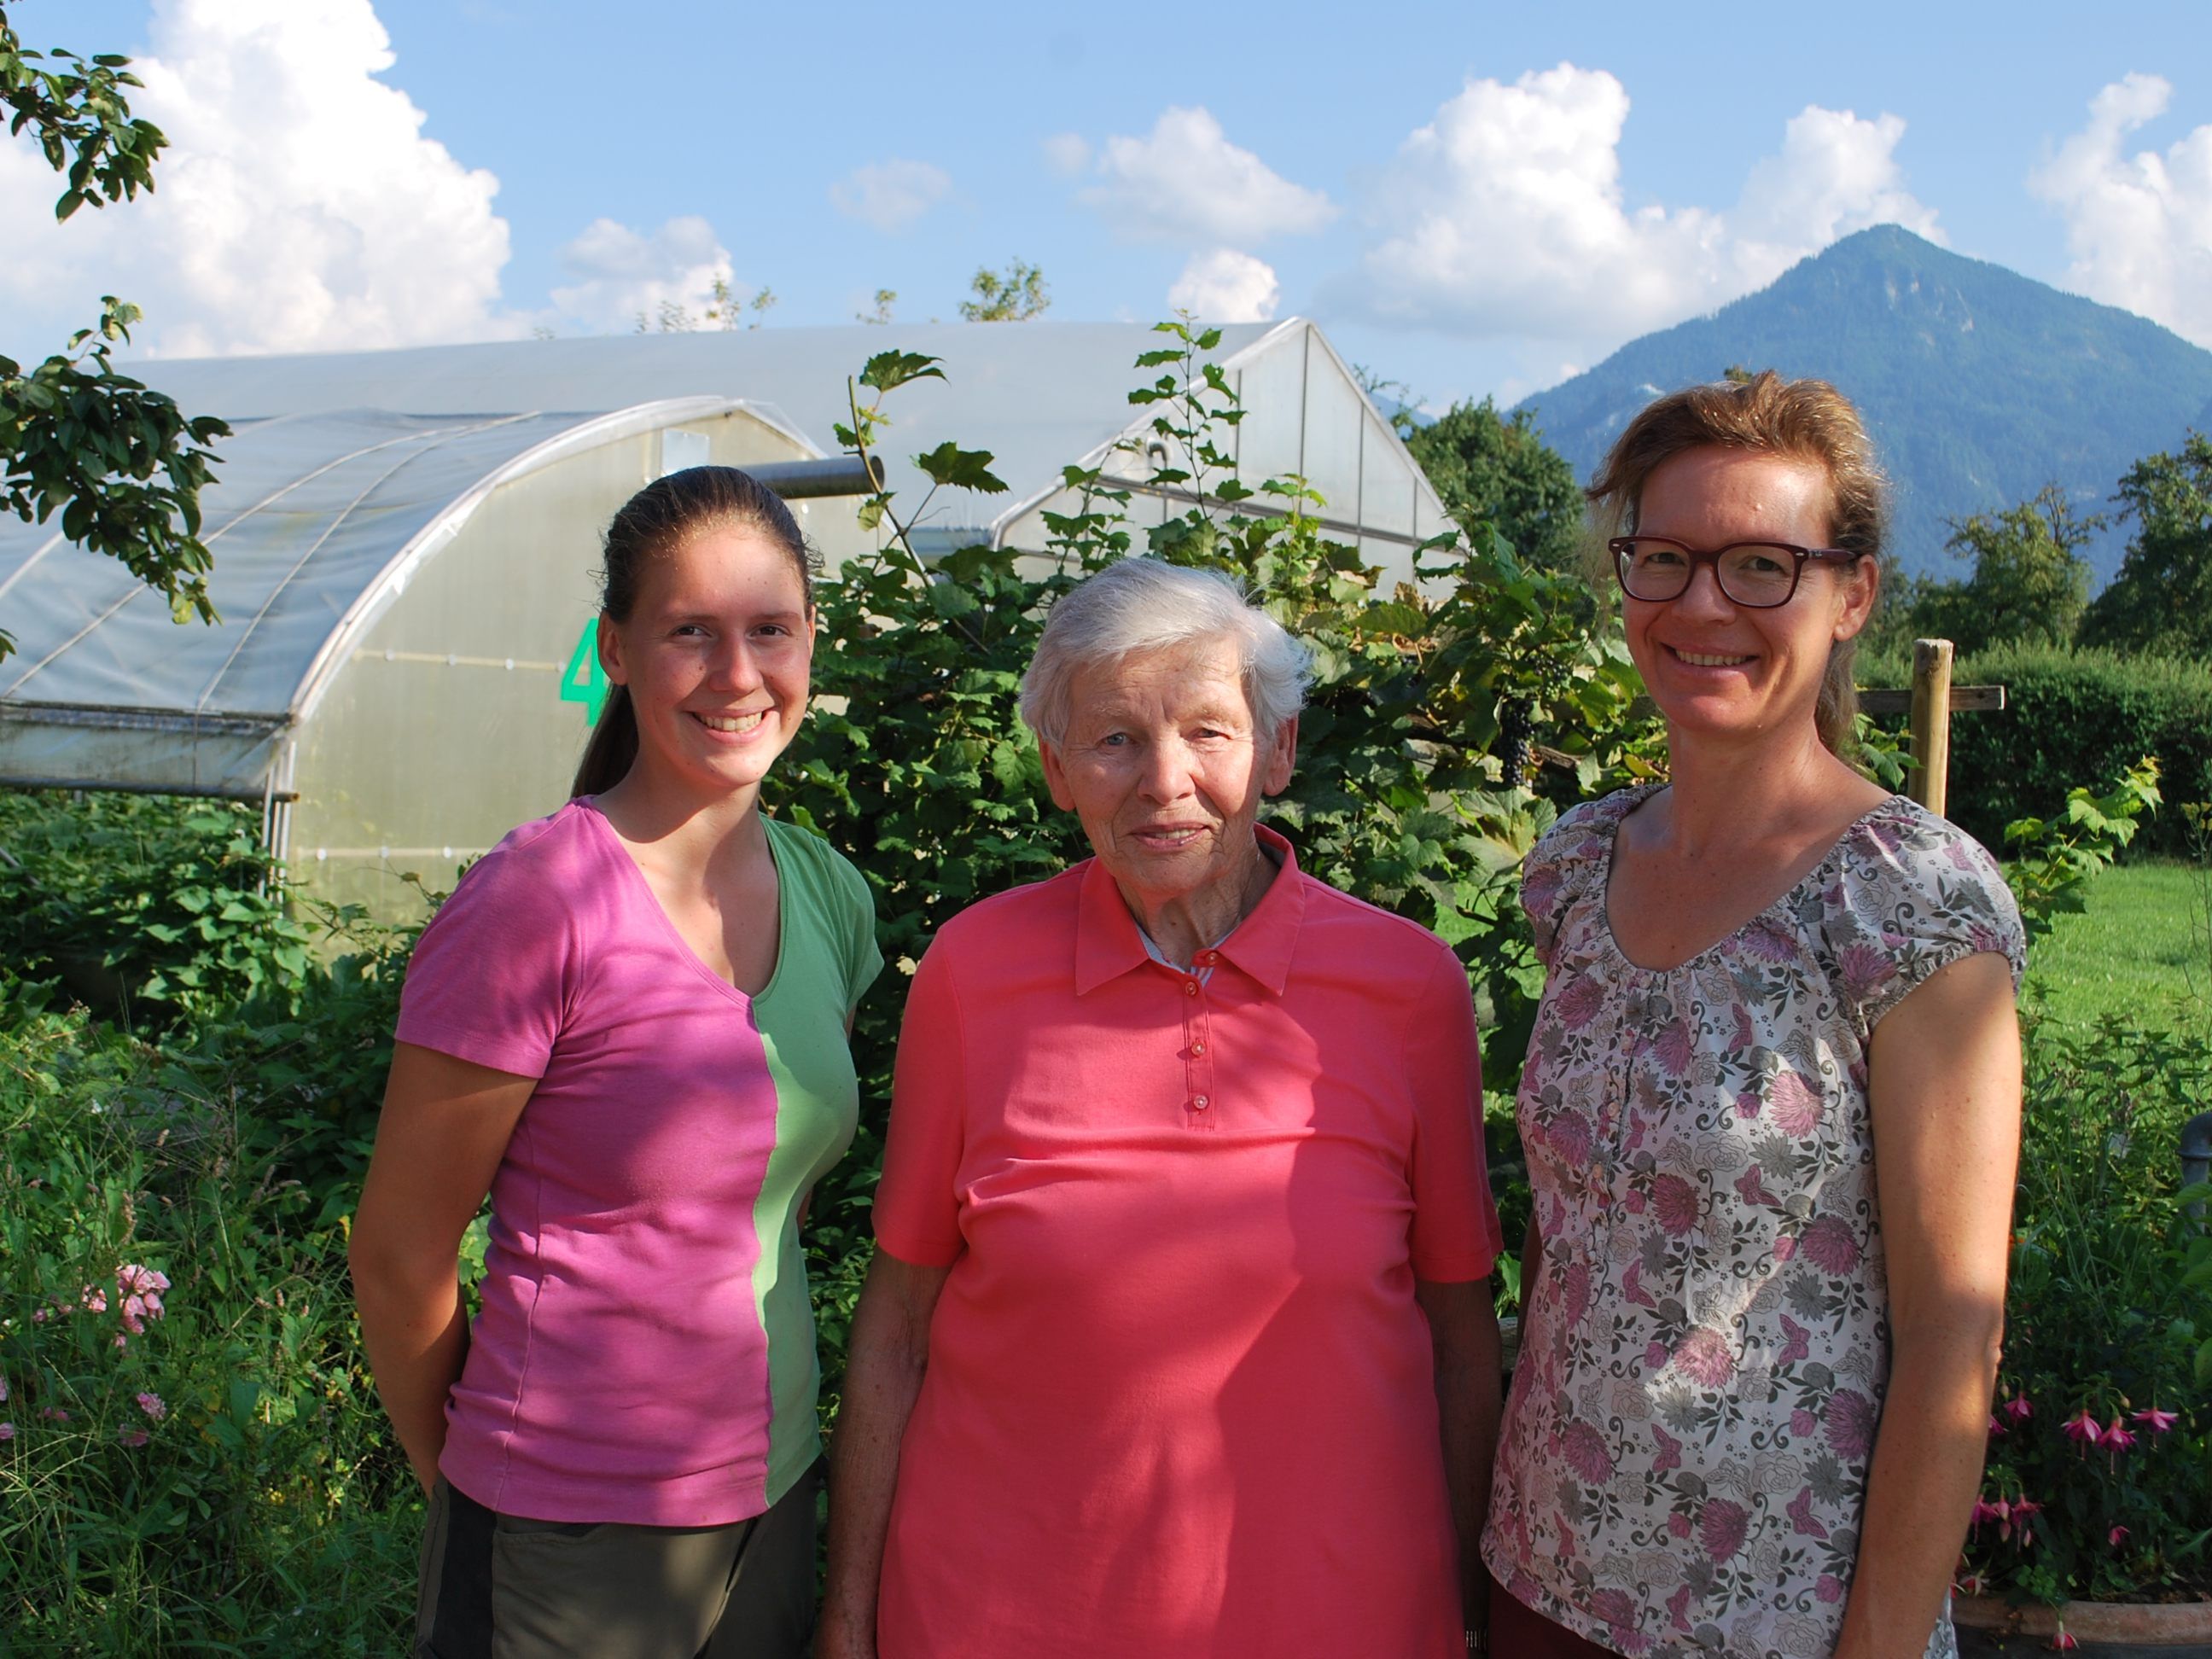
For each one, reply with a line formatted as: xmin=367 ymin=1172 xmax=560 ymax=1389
xmin=0 ymin=318 xmax=1450 ymax=914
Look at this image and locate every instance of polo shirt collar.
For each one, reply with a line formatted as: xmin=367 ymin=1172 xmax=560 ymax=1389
xmin=1073 ymin=822 xmax=1307 ymax=998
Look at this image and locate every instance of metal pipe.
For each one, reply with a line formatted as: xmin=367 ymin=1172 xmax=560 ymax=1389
xmin=745 ymin=456 xmax=885 ymax=499
xmin=2182 ymin=1109 xmax=2212 ymax=1226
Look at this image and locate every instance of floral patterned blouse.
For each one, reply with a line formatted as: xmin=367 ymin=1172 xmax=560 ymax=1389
xmin=1481 ymin=786 xmax=2024 ymax=1659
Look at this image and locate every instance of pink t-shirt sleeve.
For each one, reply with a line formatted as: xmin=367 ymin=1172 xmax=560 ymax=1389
xmin=1403 ymin=946 xmax=1504 ymax=1283
xmin=872 ymin=936 xmax=968 ymax=1267
xmin=395 ymin=835 xmax=579 ymax=1080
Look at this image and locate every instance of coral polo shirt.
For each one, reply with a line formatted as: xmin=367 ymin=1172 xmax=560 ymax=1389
xmin=873 ymin=825 xmax=1503 ymax=1658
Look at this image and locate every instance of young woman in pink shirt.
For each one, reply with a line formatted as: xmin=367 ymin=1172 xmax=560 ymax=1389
xmin=352 ymin=467 xmax=881 ymax=1659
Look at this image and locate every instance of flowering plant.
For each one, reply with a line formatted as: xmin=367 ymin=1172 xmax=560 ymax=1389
xmin=1962 ymin=1019 xmax=2212 ymax=1604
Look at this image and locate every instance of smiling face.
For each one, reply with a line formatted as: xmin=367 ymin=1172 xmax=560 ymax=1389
xmin=597 ymin=521 xmax=814 ymax=803
xmin=1039 ymin=637 xmax=1297 ymax=917
xmin=1625 ymin=446 xmax=1877 ymax=749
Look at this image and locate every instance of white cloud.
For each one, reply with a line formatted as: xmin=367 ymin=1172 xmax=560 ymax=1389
xmin=1167 ymin=249 xmax=1280 ymax=323
xmin=0 ymin=0 xmax=516 ymax=358
xmin=546 ymin=215 xmax=736 ymax=334
xmin=1342 ymin=63 xmax=1941 ymax=348
xmin=1042 ymin=132 xmax=1091 ymax=177
xmin=2031 ymin=74 xmax=2212 ymax=347
xmin=1080 ymin=107 xmax=1336 ymax=244
xmin=828 ymin=158 xmax=952 ymax=235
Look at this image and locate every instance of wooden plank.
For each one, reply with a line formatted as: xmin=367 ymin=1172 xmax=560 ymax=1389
xmin=1908 ymin=638 xmax=1956 ymax=816
xmin=1857 ymin=685 xmax=2005 ymax=715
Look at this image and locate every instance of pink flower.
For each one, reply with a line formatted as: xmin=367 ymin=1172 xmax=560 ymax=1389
xmin=1799 ymin=1214 xmax=1862 ymax=1274
xmin=1545 ymin=1109 xmax=1593 ymax=1162
xmin=2132 ymin=1406 xmax=2179 ymax=1435
xmin=2010 ymin=1495 xmax=2044 ymax=1545
xmin=1653 ymin=1021 xmax=1693 ymax=1076
xmin=1790 ymin=1408 xmax=1819 ymax=1438
xmin=1768 ymin=1068 xmax=1825 ymax=1137
xmin=79 ymin=1287 xmax=108 ymax=1313
xmin=1667 ymin=1512 xmax=1691 ymax=1540
xmin=1645 ymin=1340 xmax=1671 ymax=1370
xmin=1987 ymin=1413 xmax=2006 ymax=1437
xmin=1588 ymin=1589 xmax=1638 ymax=1628
xmin=118 ymin=1428 xmax=148 ymax=1449
xmin=0 ymin=1422 xmax=13 ymax=1441
xmin=1825 ymin=1388 xmax=1879 ymax=1458
xmin=2052 ymin=1627 xmax=2078 ymax=1650
xmin=1815 ymin=1574 xmax=1846 ymax=1604
xmin=1955 ymin=1572 xmax=1986 ymax=1598
xmin=1653 ymin=1174 xmax=1700 ymax=1236
xmin=0 ymin=1373 xmax=8 ymax=1404
xmin=2110 ymin=1526 xmax=2130 ymax=1549
xmin=2003 ymin=1393 xmax=2034 ymax=1425
xmin=1672 ymin=1327 xmax=1737 ymax=1388
xmin=2100 ymin=1422 xmax=2137 ymax=1453
xmin=31 ymin=1308 xmax=48 ymax=1324
xmin=2061 ymin=1410 xmax=2102 ymax=1446
xmin=1700 ymin=1498 xmax=1749 ymax=1562
xmin=1839 ymin=943 xmax=1895 ymax=999
xmin=116 ymin=1264 xmax=171 ymax=1299
xmin=135 ymin=1393 xmax=166 ymax=1422
xmin=113 ymin=1335 xmax=127 ymax=1351
xmin=1970 ymin=1498 xmax=2009 ymax=1533
xmin=1563 ymin=1421 xmax=1614 ymax=1484
xmin=38 ymin=1407 xmax=69 ymax=1423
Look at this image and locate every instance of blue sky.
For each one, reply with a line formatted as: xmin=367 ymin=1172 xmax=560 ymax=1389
xmin=4 ymin=0 xmax=2209 ymax=407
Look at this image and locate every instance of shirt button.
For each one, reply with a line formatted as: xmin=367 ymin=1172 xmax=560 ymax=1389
xmin=1195 ymin=950 xmax=1218 ymax=965
xmin=1192 ymin=1095 xmax=1210 ymax=1110
xmin=1190 ymin=1040 xmax=1206 ymax=1057
xmin=1183 ymin=981 xmax=1198 ymax=996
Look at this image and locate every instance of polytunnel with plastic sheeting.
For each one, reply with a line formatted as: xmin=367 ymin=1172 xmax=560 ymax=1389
xmin=0 ymin=318 xmax=1454 ymax=917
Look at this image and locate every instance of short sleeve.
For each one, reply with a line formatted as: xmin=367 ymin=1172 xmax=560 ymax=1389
xmin=396 ymin=839 xmax=580 ymax=1080
xmin=871 ymin=935 xmax=967 ymax=1266
xmin=1402 ymin=946 xmax=1505 ymax=1282
xmin=1834 ymin=807 xmax=2028 ymax=1031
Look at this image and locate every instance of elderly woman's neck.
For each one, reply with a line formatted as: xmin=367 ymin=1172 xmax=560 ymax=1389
xmin=1117 ymin=839 xmax=1280 ymax=969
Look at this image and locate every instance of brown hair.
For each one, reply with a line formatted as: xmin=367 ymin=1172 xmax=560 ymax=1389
xmin=571 ymin=465 xmax=818 ymax=797
xmin=1585 ymin=370 xmax=1886 ymax=754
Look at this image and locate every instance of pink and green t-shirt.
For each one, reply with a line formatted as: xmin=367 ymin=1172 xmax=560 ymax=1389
xmin=395 ymin=799 xmax=881 ymax=1526
xmin=872 ymin=828 xmax=1504 ymax=1657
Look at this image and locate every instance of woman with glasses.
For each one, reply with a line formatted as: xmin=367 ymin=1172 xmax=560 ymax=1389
xmin=1481 ymin=373 xmax=2025 ymax=1659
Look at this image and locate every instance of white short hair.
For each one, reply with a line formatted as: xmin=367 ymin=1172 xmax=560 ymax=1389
xmin=1017 ymin=558 xmax=1313 ymax=748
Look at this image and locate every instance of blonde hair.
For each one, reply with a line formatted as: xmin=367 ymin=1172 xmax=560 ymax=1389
xmin=1586 ymin=370 xmax=1885 ymax=754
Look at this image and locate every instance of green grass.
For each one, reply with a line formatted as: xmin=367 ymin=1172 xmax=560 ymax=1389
xmin=2022 ymin=859 xmax=2212 ymax=1031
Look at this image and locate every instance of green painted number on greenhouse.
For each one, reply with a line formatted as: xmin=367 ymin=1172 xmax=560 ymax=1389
xmin=561 ymin=618 xmax=609 ymax=725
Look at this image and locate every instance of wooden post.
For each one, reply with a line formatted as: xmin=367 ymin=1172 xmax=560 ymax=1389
xmin=1908 ymin=637 xmax=1955 ymax=815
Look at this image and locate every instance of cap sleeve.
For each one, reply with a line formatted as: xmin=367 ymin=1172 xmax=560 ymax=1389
xmin=1823 ymin=800 xmax=2027 ymax=1031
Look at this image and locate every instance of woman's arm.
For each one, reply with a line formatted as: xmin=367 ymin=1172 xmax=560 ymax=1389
xmin=349 ymin=1041 xmax=535 ymax=1493
xmin=1416 ymin=1278 xmax=1504 ymax=1638
xmin=1836 ymin=952 xmax=2022 ymax=1659
xmin=818 ymin=1249 xmax=952 ymax=1659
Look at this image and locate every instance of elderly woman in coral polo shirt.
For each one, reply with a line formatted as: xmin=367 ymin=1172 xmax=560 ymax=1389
xmin=818 ymin=556 xmax=1506 ymax=1658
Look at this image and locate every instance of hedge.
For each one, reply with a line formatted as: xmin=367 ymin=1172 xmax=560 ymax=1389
xmin=1861 ymin=643 xmax=2212 ymax=857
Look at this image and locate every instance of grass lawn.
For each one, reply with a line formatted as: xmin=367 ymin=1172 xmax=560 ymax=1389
xmin=2021 ymin=859 xmax=2212 ymax=1032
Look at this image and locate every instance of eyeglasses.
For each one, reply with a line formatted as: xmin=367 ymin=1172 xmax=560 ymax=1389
xmin=1608 ymin=536 xmax=1865 ymax=608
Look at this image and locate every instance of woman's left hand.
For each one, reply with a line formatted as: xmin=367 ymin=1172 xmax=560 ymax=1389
xmin=1837 ymin=952 xmax=2022 ymax=1659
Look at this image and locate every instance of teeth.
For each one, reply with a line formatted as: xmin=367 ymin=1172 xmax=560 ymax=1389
xmin=697 ymin=712 xmax=767 ymax=733
xmin=1677 ymin=651 xmax=1750 ymax=667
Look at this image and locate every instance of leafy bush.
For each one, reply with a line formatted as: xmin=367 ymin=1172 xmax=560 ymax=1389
xmin=1858 ymin=643 xmax=2212 ymax=859
xmin=1965 ymin=1019 xmax=2212 ymax=1604
xmin=0 ymin=971 xmax=419 ymax=1655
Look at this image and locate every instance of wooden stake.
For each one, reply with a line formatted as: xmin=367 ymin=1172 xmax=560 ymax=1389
xmin=1908 ymin=637 xmax=1955 ymax=816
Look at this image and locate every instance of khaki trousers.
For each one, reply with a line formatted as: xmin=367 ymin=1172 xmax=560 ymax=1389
xmin=413 ymin=1463 xmax=821 ymax=1659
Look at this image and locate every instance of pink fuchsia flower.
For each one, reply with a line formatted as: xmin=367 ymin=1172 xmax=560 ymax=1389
xmin=1954 ymin=1571 xmax=1986 ymax=1598
xmin=117 ymin=1428 xmax=148 ymax=1449
xmin=2052 ymin=1627 xmax=2078 ymax=1650
xmin=2132 ymin=1406 xmax=2179 ymax=1434
xmin=2061 ymin=1410 xmax=2102 ymax=1446
xmin=135 ymin=1393 xmax=165 ymax=1422
xmin=1970 ymin=1498 xmax=2009 ymax=1534
xmin=2009 ymin=1495 xmax=2044 ymax=1545
xmin=1987 ymin=1413 xmax=2006 ymax=1437
xmin=2003 ymin=1392 xmax=2034 ymax=1425
xmin=2099 ymin=1422 xmax=2138 ymax=1453
xmin=2110 ymin=1526 xmax=2130 ymax=1549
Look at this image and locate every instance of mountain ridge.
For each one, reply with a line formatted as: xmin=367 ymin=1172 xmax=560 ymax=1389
xmin=1513 ymin=226 xmax=2212 ymax=583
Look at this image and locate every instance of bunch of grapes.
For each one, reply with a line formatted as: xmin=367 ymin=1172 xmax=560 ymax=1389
xmin=1498 ymin=696 xmax=1536 ymax=784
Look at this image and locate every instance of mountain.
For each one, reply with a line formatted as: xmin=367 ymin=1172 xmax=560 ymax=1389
xmin=1514 ymin=226 xmax=2212 ymax=583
